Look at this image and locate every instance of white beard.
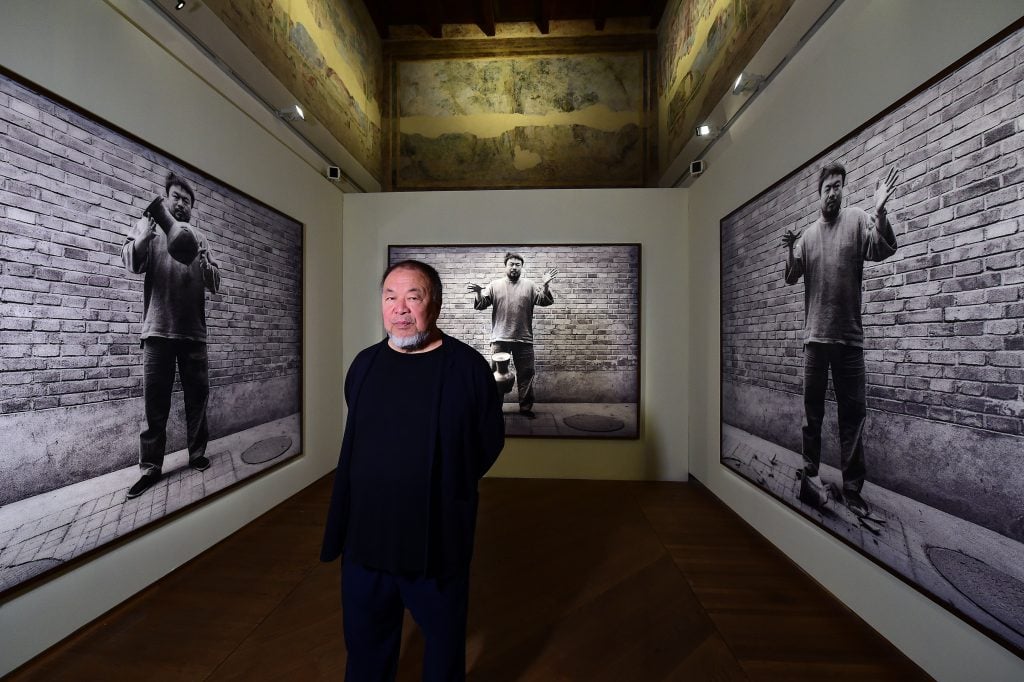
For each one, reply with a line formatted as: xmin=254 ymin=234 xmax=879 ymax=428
xmin=389 ymin=329 xmax=431 ymax=351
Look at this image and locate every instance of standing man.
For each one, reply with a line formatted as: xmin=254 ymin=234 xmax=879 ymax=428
xmin=321 ymin=260 xmax=504 ymax=682
xmin=123 ymin=172 xmax=221 ymax=500
xmin=783 ymin=162 xmax=899 ymax=518
xmin=466 ymin=252 xmax=557 ymax=418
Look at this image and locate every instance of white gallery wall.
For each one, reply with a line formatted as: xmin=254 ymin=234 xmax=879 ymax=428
xmin=0 ymin=0 xmax=345 ymax=675
xmin=687 ymin=0 xmax=1024 ymax=679
xmin=343 ymin=188 xmax=688 ymax=481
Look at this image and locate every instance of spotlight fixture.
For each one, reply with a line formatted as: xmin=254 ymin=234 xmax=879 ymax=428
xmin=732 ymin=72 xmax=765 ymax=95
xmin=175 ymin=0 xmax=186 ymax=9
xmin=276 ymin=104 xmax=305 ymax=122
xmin=695 ymin=123 xmax=715 ymax=137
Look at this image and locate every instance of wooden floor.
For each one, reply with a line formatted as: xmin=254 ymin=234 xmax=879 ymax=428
xmin=10 ymin=477 xmax=930 ymax=681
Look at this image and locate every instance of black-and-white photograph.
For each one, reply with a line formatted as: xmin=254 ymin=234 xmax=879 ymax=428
xmin=389 ymin=244 xmax=640 ymax=439
xmin=0 ymin=71 xmax=303 ymax=594
xmin=720 ymin=22 xmax=1024 ymax=655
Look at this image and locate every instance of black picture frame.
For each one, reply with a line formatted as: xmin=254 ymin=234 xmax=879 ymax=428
xmin=0 ymin=68 xmax=304 ymax=597
xmin=719 ymin=19 xmax=1024 ymax=657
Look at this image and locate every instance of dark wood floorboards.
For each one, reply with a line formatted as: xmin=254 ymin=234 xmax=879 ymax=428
xmin=8 ymin=477 xmax=931 ymax=681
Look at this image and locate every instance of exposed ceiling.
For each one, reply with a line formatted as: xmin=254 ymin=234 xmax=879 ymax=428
xmin=364 ymin=0 xmax=669 ymax=38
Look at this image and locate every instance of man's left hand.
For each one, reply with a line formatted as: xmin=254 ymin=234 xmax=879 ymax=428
xmin=542 ymin=268 xmax=558 ymax=285
xmin=874 ymin=167 xmax=900 ymax=214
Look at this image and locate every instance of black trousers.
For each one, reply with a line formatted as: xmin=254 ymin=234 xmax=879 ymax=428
xmin=342 ymin=560 xmax=469 ymax=682
xmin=801 ymin=342 xmax=867 ymax=493
xmin=139 ymin=337 xmax=209 ymax=473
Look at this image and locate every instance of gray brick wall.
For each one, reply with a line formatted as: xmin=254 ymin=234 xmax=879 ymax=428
xmin=389 ymin=244 xmax=640 ymax=376
xmin=722 ymin=26 xmax=1023 ymax=436
xmin=0 ymin=73 xmax=302 ymax=416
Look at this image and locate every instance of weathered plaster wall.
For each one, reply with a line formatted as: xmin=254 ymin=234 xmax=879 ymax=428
xmin=394 ymin=52 xmax=649 ymax=189
xmin=657 ymin=0 xmax=793 ymax=169
xmin=204 ymin=0 xmax=383 ymax=180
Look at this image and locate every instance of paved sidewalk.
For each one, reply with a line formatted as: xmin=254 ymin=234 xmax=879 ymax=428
xmin=502 ymin=402 xmax=637 ymax=438
xmin=0 ymin=414 xmax=301 ymax=593
xmin=722 ymin=423 xmax=1024 ymax=653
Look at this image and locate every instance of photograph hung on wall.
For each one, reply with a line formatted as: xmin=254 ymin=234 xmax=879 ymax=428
xmin=389 ymin=244 xmax=640 ymax=439
xmin=0 ymin=70 xmax=303 ymax=595
xmin=720 ymin=19 xmax=1024 ymax=655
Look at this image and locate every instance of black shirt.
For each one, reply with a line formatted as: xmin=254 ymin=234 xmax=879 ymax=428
xmin=344 ymin=343 xmax=443 ymax=574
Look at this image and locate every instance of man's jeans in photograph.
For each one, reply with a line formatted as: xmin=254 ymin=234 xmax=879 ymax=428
xmin=139 ymin=337 xmax=210 ymax=474
xmin=490 ymin=341 xmax=535 ymax=412
xmin=801 ymin=342 xmax=867 ymax=493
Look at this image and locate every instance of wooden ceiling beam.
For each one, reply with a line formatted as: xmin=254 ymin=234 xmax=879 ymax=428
xmin=421 ymin=0 xmax=444 ymax=38
xmin=368 ymin=0 xmax=390 ymax=39
xmin=648 ymin=0 xmax=668 ymax=30
xmin=477 ymin=0 xmax=496 ymax=36
xmin=533 ymin=0 xmax=550 ymax=35
xmin=593 ymin=0 xmax=607 ymax=31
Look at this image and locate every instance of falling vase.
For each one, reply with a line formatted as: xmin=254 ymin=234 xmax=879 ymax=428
xmin=144 ymin=196 xmax=199 ymax=266
xmin=492 ymin=352 xmax=515 ymax=395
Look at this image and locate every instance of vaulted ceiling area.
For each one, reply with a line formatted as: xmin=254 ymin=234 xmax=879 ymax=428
xmin=156 ymin=0 xmax=835 ymax=192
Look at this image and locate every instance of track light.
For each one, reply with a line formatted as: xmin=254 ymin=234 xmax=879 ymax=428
xmin=175 ymin=0 xmax=186 ymax=9
xmin=732 ymin=72 xmax=765 ymax=95
xmin=695 ymin=123 xmax=715 ymax=137
xmin=276 ymin=104 xmax=304 ymax=122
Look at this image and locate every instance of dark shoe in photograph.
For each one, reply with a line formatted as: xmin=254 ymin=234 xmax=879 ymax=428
xmin=189 ymin=455 xmax=211 ymax=472
xmin=519 ymin=409 xmax=536 ymax=419
xmin=844 ymin=490 xmax=871 ymax=518
xmin=798 ymin=474 xmax=830 ymax=509
xmin=126 ymin=472 xmax=161 ymax=500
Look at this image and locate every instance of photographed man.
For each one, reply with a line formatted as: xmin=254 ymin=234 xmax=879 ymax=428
xmin=122 ymin=172 xmax=221 ymax=500
xmin=321 ymin=260 xmax=505 ymax=681
xmin=783 ymin=162 xmax=899 ymax=517
xmin=467 ymin=253 xmax=557 ymax=418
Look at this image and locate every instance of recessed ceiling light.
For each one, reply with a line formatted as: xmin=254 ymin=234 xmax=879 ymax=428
xmin=732 ymin=72 xmax=765 ymax=95
xmin=276 ymin=104 xmax=305 ymax=121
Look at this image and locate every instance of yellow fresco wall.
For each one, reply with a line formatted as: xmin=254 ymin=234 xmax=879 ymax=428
xmin=657 ymin=0 xmax=793 ymax=169
xmin=394 ymin=52 xmax=649 ymax=189
xmin=205 ymin=0 xmax=383 ymax=180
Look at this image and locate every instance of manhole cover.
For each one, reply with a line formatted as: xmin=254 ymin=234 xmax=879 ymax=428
xmin=926 ymin=546 xmax=1024 ymax=636
xmin=241 ymin=436 xmax=292 ymax=465
xmin=563 ymin=414 xmax=625 ymax=432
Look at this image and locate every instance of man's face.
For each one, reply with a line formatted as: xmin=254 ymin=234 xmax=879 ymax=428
xmin=820 ymin=173 xmax=843 ymax=221
xmin=382 ymin=267 xmax=439 ymax=346
xmin=505 ymin=258 xmax=523 ymax=282
xmin=167 ymin=184 xmax=193 ymax=223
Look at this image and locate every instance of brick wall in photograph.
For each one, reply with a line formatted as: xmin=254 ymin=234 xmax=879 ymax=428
xmin=0 ymin=73 xmax=302 ymax=418
xmin=390 ymin=245 xmax=640 ymax=401
xmin=722 ymin=26 xmax=1024 ymax=437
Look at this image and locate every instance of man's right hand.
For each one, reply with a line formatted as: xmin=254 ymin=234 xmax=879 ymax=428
xmin=781 ymin=229 xmax=800 ymax=249
xmin=466 ymin=283 xmax=483 ymax=294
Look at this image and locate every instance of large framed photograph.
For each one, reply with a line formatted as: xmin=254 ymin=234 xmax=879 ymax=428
xmin=389 ymin=244 xmax=640 ymax=439
xmin=0 ymin=70 xmax=303 ymax=595
xmin=720 ymin=21 xmax=1024 ymax=655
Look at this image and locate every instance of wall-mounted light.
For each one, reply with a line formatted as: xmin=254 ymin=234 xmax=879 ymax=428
xmin=175 ymin=0 xmax=186 ymax=9
xmin=276 ymin=104 xmax=304 ymax=122
xmin=732 ymin=72 xmax=765 ymax=95
xmin=695 ymin=123 xmax=715 ymax=137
